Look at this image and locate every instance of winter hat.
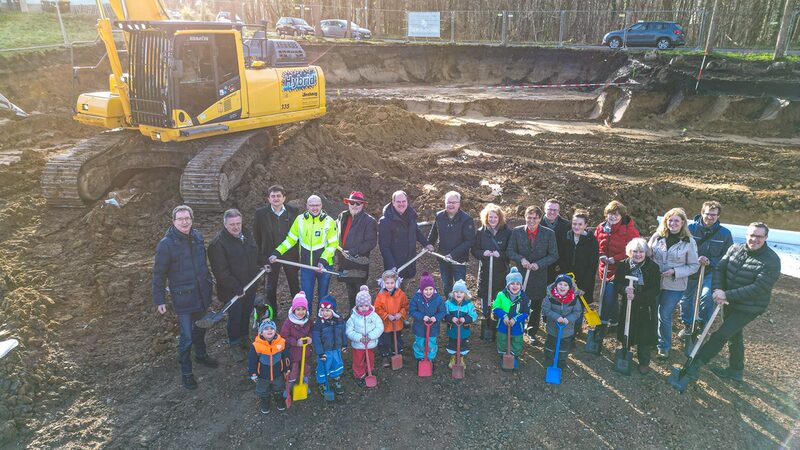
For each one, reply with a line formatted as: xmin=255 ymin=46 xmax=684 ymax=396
xmin=318 ymin=294 xmax=340 ymax=318
xmin=452 ymin=279 xmax=469 ymax=295
xmin=355 ymin=285 xmax=372 ymax=307
xmin=554 ymin=274 xmax=574 ymax=290
xmin=506 ymin=267 xmax=523 ymax=286
xmin=258 ymin=319 xmax=277 ymax=334
xmin=419 ymin=272 xmax=436 ymax=291
xmin=291 ymin=291 xmax=308 ymax=312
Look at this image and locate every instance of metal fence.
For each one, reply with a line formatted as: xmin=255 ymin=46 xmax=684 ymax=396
xmin=1 ymin=3 xmax=798 ymax=53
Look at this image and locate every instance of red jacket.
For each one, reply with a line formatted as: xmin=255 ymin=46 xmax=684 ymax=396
xmin=594 ymin=216 xmax=640 ymax=281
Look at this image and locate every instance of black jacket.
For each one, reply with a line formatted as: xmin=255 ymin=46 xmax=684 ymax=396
xmin=714 ymin=243 xmax=781 ymax=315
xmin=151 ymin=226 xmax=213 ymax=314
xmin=378 ymin=203 xmax=429 ymax=278
xmin=253 ymin=204 xmax=299 ymax=265
xmin=558 ymin=230 xmax=599 ymax=303
xmin=207 ymin=228 xmax=260 ymax=304
xmin=471 ymin=224 xmax=512 ymax=303
xmin=615 ymin=257 xmax=661 ymax=347
xmin=337 ymin=209 xmax=378 ymax=278
xmin=542 ymin=215 xmax=571 ymax=281
xmin=428 ymin=209 xmax=476 ymax=263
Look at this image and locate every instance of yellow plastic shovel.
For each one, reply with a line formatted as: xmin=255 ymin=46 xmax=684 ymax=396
xmin=292 ymin=337 xmax=312 ymax=401
xmin=566 ymin=272 xmax=601 ymax=327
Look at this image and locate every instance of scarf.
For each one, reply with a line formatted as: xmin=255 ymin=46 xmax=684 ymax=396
xmin=550 ymin=286 xmax=575 ymax=305
xmin=288 ymin=311 xmax=309 ymax=325
xmin=356 ymin=305 xmax=374 ymax=317
xmin=629 ymin=259 xmax=645 ymax=285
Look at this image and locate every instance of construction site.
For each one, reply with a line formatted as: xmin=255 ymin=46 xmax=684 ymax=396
xmin=0 ymin=3 xmax=799 ymax=448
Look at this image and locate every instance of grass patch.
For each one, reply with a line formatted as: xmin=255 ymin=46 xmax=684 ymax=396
xmin=673 ymin=49 xmax=800 ymax=63
xmin=0 ymin=11 xmax=98 ymax=50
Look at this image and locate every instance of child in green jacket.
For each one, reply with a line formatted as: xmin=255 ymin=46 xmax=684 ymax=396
xmin=492 ymin=268 xmax=530 ymax=370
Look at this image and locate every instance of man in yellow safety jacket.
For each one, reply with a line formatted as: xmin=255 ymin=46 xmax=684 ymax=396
xmin=270 ymin=195 xmax=338 ymax=314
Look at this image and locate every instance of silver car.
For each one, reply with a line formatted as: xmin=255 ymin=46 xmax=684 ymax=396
xmin=320 ymin=19 xmax=372 ymax=39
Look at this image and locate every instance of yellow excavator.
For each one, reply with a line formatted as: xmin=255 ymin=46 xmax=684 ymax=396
xmin=42 ymin=0 xmax=326 ymax=210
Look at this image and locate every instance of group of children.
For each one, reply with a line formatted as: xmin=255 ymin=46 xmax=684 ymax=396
xmin=248 ymin=267 xmax=583 ymax=414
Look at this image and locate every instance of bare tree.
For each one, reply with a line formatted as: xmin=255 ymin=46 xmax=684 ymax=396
xmin=774 ymin=0 xmax=796 ymax=59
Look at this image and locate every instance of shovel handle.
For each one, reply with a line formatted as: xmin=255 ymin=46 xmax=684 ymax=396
xmin=429 ymin=251 xmax=467 ymax=266
xmin=220 ymin=268 xmax=267 ymax=315
xmin=690 ymin=265 xmax=706 ymax=333
xmin=688 ymin=303 xmax=721 ymax=359
xmin=274 ymin=258 xmax=340 ymax=276
xmin=397 ymin=248 xmax=428 ymax=273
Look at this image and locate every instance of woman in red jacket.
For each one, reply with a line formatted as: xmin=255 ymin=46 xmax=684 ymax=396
xmin=594 ymin=201 xmax=640 ymax=326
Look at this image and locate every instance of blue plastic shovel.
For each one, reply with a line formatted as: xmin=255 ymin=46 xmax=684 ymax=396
xmin=545 ymin=323 xmax=566 ymax=385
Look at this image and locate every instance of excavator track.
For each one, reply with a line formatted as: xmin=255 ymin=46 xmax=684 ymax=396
xmin=42 ymin=130 xmax=270 ymax=210
xmin=180 ymin=130 xmax=270 ymax=211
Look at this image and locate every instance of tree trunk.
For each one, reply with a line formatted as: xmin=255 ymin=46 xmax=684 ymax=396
xmin=703 ymin=0 xmax=719 ymax=52
xmin=774 ymin=0 xmax=796 ymax=59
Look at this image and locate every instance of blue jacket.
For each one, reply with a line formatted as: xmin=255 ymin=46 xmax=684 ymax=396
xmin=409 ymin=291 xmax=447 ymax=337
xmin=378 ymin=203 xmax=430 ymax=278
xmin=311 ymin=316 xmax=346 ymax=353
xmin=428 ymin=209 xmax=476 ymax=263
xmin=687 ymin=215 xmax=733 ymax=277
xmin=444 ymin=298 xmax=478 ymax=339
xmin=152 ymin=226 xmax=213 ymax=314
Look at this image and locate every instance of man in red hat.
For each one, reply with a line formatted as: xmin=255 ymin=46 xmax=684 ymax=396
xmin=337 ymin=191 xmax=378 ymax=311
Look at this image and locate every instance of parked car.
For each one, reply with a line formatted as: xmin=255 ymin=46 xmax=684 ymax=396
xmin=319 ymin=19 xmax=372 ymax=40
xmin=602 ymin=21 xmax=685 ymax=50
xmin=276 ymin=17 xmax=316 ymax=37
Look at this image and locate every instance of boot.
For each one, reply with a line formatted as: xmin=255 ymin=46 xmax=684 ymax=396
xmin=182 ymin=374 xmax=198 ymax=390
xmin=332 ymin=377 xmax=344 ymax=395
xmin=684 ymin=360 xmax=702 ymax=381
xmin=259 ymin=396 xmax=271 ymax=414
xmin=711 ymin=366 xmax=743 ymax=382
xmin=195 ymin=355 xmax=219 ymax=368
xmin=274 ymin=393 xmax=286 ymax=411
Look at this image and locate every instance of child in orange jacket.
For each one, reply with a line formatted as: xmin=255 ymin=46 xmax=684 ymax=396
xmin=374 ymin=270 xmax=409 ymax=368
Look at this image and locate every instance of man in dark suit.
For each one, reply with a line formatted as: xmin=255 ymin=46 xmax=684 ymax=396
xmin=541 ymin=198 xmax=571 ymax=283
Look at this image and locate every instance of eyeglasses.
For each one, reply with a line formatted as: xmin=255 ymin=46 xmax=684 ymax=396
xmin=349 ymin=202 xmax=363 ymax=206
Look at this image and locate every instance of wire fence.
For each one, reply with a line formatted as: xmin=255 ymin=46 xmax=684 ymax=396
xmin=1 ymin=2 xmax=798 ymax=53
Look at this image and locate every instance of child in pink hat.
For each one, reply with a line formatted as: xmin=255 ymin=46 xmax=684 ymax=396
xmin=280 ymin=291 xmax=314 ymax=390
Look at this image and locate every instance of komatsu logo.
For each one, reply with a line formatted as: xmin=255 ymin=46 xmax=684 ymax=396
xmin=281 ymin=69 xmax=317 ymax=92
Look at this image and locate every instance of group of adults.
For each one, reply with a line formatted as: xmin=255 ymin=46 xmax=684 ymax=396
xmin=152 ymin=187 xmax=781 ymax=391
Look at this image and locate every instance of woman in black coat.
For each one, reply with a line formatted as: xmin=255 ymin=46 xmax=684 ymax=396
xmin=615 ymin=237 xmax=661 ymax=374
xmin=471 ymin=203 xmax=511 ymax=341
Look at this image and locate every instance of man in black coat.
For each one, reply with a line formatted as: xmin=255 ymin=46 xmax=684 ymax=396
xmin=428 ymin=191 xmax=475 ymax=297
xmin=680 ymin=222 xmax=781 ymax=386
xmin=208 ymin=208 xmax=262 ymax=363
xmin=542 ymin=198 xmax=571 ymax=283
xmin=507 ymin=206 xmax=559 ymax=340
xmin=152 ymin=205 xmax=218 ymax=390
xmin=337 ymin=191 xmax=378 ymax=311
xmin=253 ymin=185 xmax=300 ymax=318
xmin=378 ymin=190 xmax=434 ymax=291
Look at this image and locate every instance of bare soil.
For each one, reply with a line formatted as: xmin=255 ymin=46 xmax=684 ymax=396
xmin=0 ymin=45 xmax=799 ymax=449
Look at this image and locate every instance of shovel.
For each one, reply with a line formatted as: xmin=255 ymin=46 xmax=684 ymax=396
xmin=273 ymin=258 xmax=352 ymax=277
xmin=337 ymin=246 xmax=370 ymax=265
xmin=196 ymin=268 xmax=267 ymax=328
xmin=429 ymin=251 xmax=468 ymax=266
xmin=0 ymin=339 xmax=19 ymax=359
xmin=391 ymin=320 xmax=403 ymax=370
xmin=364 ymin=348 xmax=378 ymax=388
xmin=613 ymin=275 xmax=637 ymax=375
xmin=320 ymin=355 xmax=335 ymax=401
xmin=502 ymin=319 xmax=515 ymax=370
xmin=283 ymin=372 xmax=292 ymax=409
xmin=566 ymin=272 xmax=601 ymax=327
xmin=545 ymin=323 xmax=566 ymax=384
xmin=452 ymin=320 xmax=465 ymax=379
xmin=685 ymin=265 xmax=706 ymax=356
xmin=292 ymin=337 xmax=312 ymax=401
xmin=522 ymin=268 xmax=531 ymax=291
xmin=584 ymin=263 xmax=609 ymax=354
xmin=418 ymin=320 xmax=433 ymax=377
xmin=668 ymin=303 xmax=722 ymax=393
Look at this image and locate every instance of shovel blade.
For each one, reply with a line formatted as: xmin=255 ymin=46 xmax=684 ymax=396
xmin=502 ymin=353 xmax=515 ymax=370
xmin=614 ymin=349 xmax=633 ymax=375
xmin=195 ymin=311 xmax=224 ymax=329
xmin=584 ymin=310 xmax=602 ymax=327
xmin=391 ymin=354 xmax=403 ymax=370
xmin=418 ymin=359 xmax=432 ymax=377
xmin=583 ymin=330 xmax=601 ymax=354
xmin=452 ymin=363 xmax=465 ymax=379
xmin=292 ymin=382 xmax=308 ymax=401
xmin=667 ymin=367 xmax=690 ymax=392
xmin=365 ymin=375 xmax=378 ymax=388
xmin=545 ymin=366 xmax=562 ymax=384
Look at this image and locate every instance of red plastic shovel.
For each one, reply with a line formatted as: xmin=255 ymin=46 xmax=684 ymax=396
xmin=452 ymin=320 xmax=465 ymax=379
xmin=364 ymin=348 xmax=378 ymax=388
xmin=391 ymin=320 xmax=403 ymax=370
xmin=418 ymin=320 xmax=433 ymax=377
